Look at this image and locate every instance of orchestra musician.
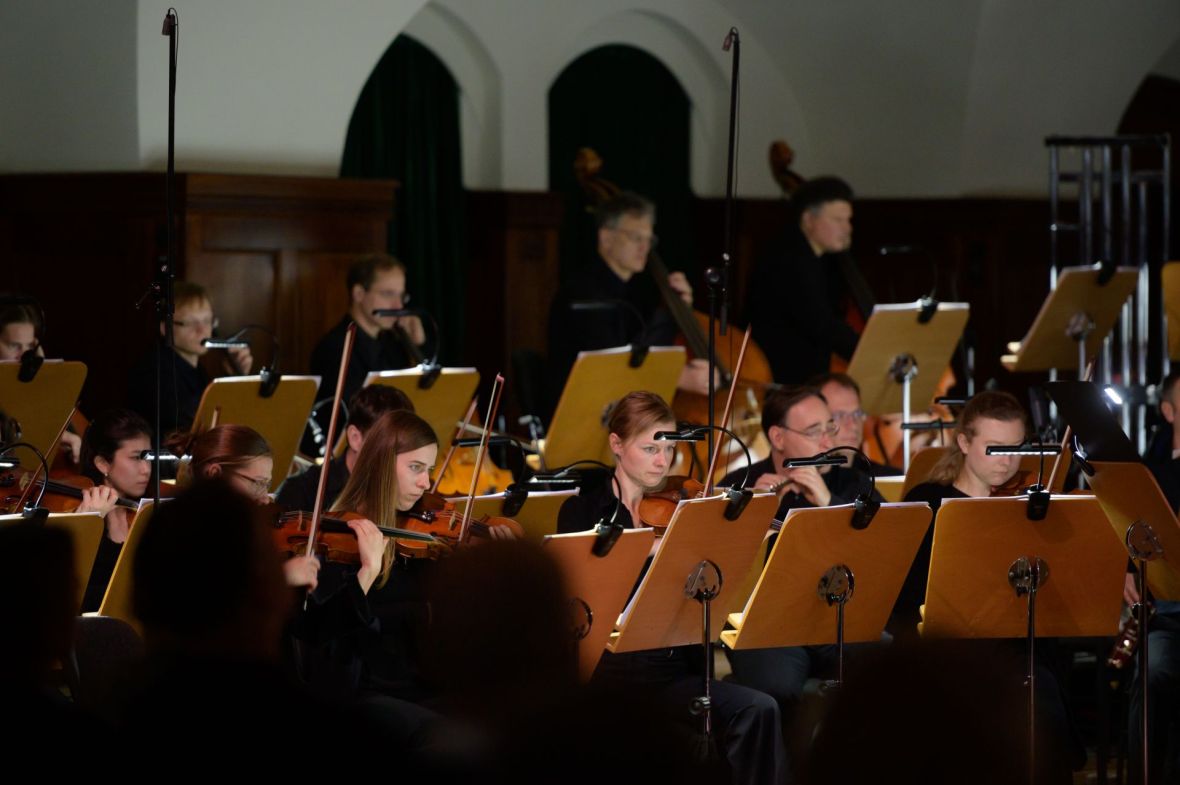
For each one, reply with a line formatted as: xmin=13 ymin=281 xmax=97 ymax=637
xmin=746 ymin=177 xmax=873 ymax=384
xmin=717 ymin=385 xmax=880 ymax=777
xmin=557 ymin=391 xmax=786 ymax=785
xmin=807 ymin=371 xmax=901 ymax=476
xmin=0 ymin=296 xmax=83 ymax=464
xmin=277 ymin=384 xmax=414 ymax=513
xmin=1127 ymin=370 xmax=1180 ymax=783
xmin=719 ymin=385 xmax=879 ymax=520
xmin=899 ymin=390 xmax=1082 ymax=782
xmin=544 ymin=192 xmax=714 ymax=419
xmin=76 ymin=409 xmax=153 ymax=611
xmin=310 ymin=254 xmax=426 ymax=411
xmin=127 ymin=281 xmax=254 ymax=438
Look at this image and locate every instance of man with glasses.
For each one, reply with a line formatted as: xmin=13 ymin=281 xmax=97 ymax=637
xmin=544 ymin=191 xmax=712 ymax=420
xmin=310 ymin=254 xmax=426 ymax=418
xmin=720 ymin=385 xmax=883 ymax=780
xmin=720 ymin=384 xmax=879 ymax=519
xmin=808 ymin=371 xmax=901 ymax=476
xmin=128 ymin=281 xmax=253 ymax=436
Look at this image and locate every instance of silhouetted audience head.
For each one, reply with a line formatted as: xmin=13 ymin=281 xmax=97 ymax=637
xmin=132 ymin=481 xmax=289 ymax=659
xmin=0 ymin=523 xmax=75 ymax=685
xmin=803 ymin=641 xmax=1032 ymax=784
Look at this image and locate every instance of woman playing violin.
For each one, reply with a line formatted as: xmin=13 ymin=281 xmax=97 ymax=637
xmin=556 ymin=390 xmax=678 ymax=539
xmin=555 ymin=390 xmax=786 ymax=785
xmin=186 ymin=424 xmax=387 ymax=597
xmin=77 ymin=409 xmax=153 ymax=610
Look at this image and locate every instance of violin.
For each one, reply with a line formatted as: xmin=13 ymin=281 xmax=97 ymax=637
xmin=268 ymin=504 xmax=443 ymax=565
xmin=393 ymin=491 xmax=523 ymax=559
xmin=0 ymin=465 xmax=138 ymax=515
xmin=636 ymin=475 xmax=705 ymax=535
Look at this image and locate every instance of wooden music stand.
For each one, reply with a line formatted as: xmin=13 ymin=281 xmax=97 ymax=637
xmin=919 ymin=494 xmax=1126 ymax=783
xmin=448 ymin=488 xmax=578 ymax=542
xmin=543 ymin=527 xmax=655 ymax=681
xmin=94 ymin=502 xmax=157 ymax=635
xmin=721 ymin=503 xmax=930 ymax=684
xmin=544 ymin=346 xmax=685 ymax=470
xmin=363 ymin=367 xmax=480 ymax=454
xmin=607 ymin=492 xmax=776 ymax=740
xmin=921 ymin=495 xmax=1125 ymax=639
xmin=191 ymin=375 xmax=319 ymax=490
xmin=608 ymin=493 xmax=776 ymax=653
xmin=0 ymin=360 xmax=87 ymax=468
xmin=0 ymin=511 xmax=105 ymax=614
xmin=846 ymin=302 xmax=969 ymax=470
xmin=1000 ymin=265 xmax=1137 ymax=376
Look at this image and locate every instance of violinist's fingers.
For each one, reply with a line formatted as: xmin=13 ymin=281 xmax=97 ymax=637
xmin=347 ymin=519 xmax=386 ymax=569
xmin=488 ymin=524 xmax=517 ymax=541
xmin=59 ymin=431 xmax=82 ymax=463
xmin=283 ymin=555 xmax=320 ymax=590
xmin=78 ymin=485 xmax=118 ymax=516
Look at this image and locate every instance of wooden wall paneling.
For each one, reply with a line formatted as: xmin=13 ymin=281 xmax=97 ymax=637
xmin=289 ymin=251 xmax=357 ymax=373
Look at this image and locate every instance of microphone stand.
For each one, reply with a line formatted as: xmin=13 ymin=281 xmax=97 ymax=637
xmin=136 ymin=8 xmax=179 ymax=506
xmin=705 ymin=26 xmax=741 ymax=466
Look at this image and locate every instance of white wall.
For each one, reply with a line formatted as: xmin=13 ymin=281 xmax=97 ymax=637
xmin=0 ymin=0 xmax=139 ymax=172
xmin=1 ymin=1 xmax=1177 ymax=197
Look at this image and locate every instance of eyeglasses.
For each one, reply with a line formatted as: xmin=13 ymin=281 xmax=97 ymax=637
xmin=231 ymin=471 xmax=271 ymax=496
xmin=173 ymin=316 xmax=219 ymax=331
xmin=613 ymin=228 xmax=658 ymax=249
xmin=832 ymin=409 xmax=867 ymax=426
xmin=782 ymin=420 xmax=840 ymax=441
xmin=372 ymin=289 xmax=411 ymax=305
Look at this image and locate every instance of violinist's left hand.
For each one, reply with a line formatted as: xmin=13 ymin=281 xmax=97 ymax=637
xmin=677 ymin=358 xmax=720 ymax=396
xmin=486 ymin=524 xmax=518 ymax=541
xmin=348 ymin=517 xmax=386 ymax=593
xmin=59 ymin=431 xmax=82 ymax=464
xmin=666 ymin=271 xmax=694 ymax=307
xmin=227 ymin=344 xmax=254 ymax=375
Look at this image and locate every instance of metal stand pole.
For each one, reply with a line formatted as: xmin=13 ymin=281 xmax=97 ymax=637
xmin=818 ymin=565 xmax=854 ymax=690
xmin=1009 ymin=555 xmax=1049 ymax=785
xmin=1125 ymin=520 xmax=1164 ymax=785
xmin=686 ymin=559 xmax=722 ymax=757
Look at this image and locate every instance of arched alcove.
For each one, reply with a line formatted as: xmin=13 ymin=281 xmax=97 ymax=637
xmin=341 ymin=34 xmax=466 ymax=361
xmin=548 ymin=44 xmax=693 ymax=282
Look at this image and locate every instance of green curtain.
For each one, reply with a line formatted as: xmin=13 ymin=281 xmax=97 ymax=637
xmin=548 ymin=44 xmax=693 ymax=285
xmin=341 ymin=35 xmax=465 ymax=363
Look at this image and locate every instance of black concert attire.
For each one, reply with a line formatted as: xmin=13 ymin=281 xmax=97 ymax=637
xmin=900 ymin=481 xmax=1083 ymax=782
xmin=557 ymin=476 xmax=787 ymax=785
xmin=1130 ymin=444 xmax=1180 ymax=783
xmin=127 ymin=344 xmax=208 ymax=437
xmin=719 ymin=456 xmax=882 ymax=778
xmin=544 ymin=258 xmax=678 ymax=421
xmin=276 ymin=459 xmax=350 ymax=514
xmin=746 ymin=224 xmax=873 ymax=384
xmin=310 ymin=316 xmax=417 ymax=406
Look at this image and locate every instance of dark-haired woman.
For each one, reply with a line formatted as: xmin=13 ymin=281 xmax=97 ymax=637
xmin=77 ymin=409 xmax=153 ymax=611
xmin=557 ymin=391 xmax=786 ymax=785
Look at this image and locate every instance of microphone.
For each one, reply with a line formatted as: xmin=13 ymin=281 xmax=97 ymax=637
xmin=161 ymin=9 xmax=176 ymax=35
xmin=201 ymin=338 xmax=250 ymax=350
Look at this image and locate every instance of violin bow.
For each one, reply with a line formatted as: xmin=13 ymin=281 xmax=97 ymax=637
xmin=304 ymin=323 xmax=357 ymax=560
xmin=704 ymin=325 xmax=752 ymax=496
xmin=430 ymin=397 xmax=480 ymax=495
xmin=456 ymin=373 xmax=505 ymax=544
